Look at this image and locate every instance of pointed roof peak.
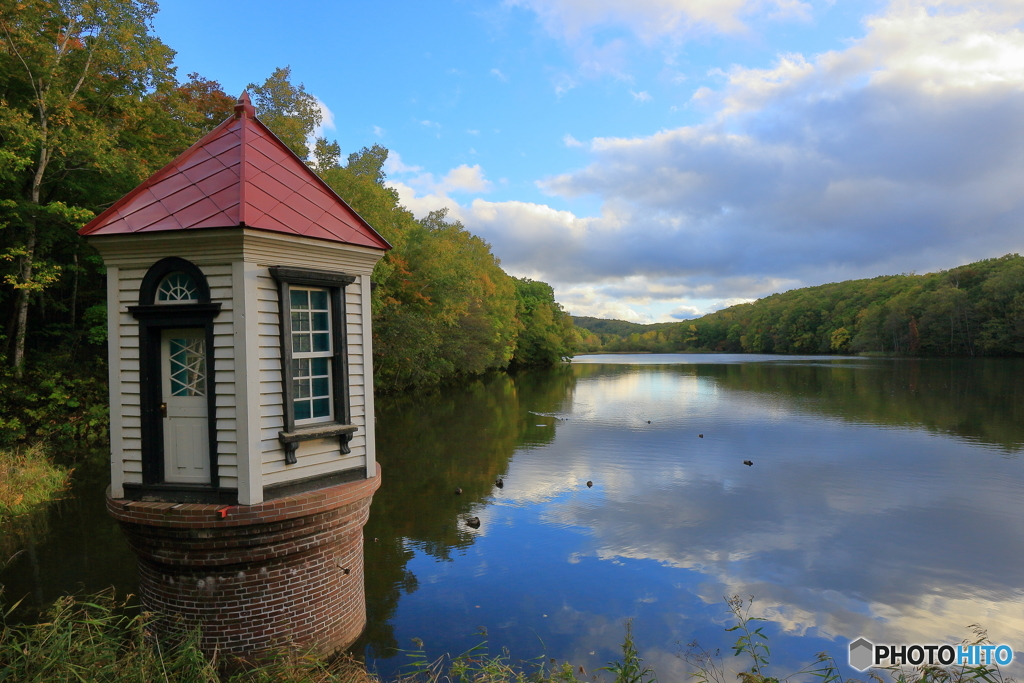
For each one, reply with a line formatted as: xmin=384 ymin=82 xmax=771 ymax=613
xmin=234 ymin=91 xmax=255 ymax=119
xmin=79 ymin=105 xmax=391 ymax=250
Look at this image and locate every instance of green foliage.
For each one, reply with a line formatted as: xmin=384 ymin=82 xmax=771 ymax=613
xmin=0 ymin=16 xmax=572 ymax=399
xmin=579 ymin=255 xmax=1024 ymax=357
xmin=601 ymin=620 xmax=657 ymax=683
xmin=0 ymin=349 xmax=109 ymax=448
xmin=0 ymin=443 xmax=70 ymax=524
xmin=0 ymin=0 xmax=240 ymax=376
xmin=0 ymin=588 xmax=1013 ymax=683
xmin=723 ymin=596 xmax=773 ymax=683
xmin=573 ymin=317 xmax=676 ymax=338
xmin=682 ymin=597 xmax=1013 ymax=683
xmin=0 ymin=590 xmax=377 ymax=683
xmin=689 ymin=255 xmax=1024 ymax=357
xmin=512 ymin=278 xmax=577 ymax=367
xmin=247 ymin=66 xmax=322 ymax=161
xmin=572 ymin=317 xmax=684 ymax=354
xmin=0 ymin=591 xmax=576 ymax=683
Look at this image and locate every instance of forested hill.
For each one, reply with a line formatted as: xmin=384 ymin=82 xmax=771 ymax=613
xmin=576 ymin=254 xmax=1024 ymax=356
xmin=572 ymin=317 xmax=676 ymax=337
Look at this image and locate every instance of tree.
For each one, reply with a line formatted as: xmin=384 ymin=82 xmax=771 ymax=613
xmin=512 ymin=278 xmax=576 ymax=366
xmin=246 ymin=66 xmax=321 ymax=160
xmin=0 ymin=0 xmax=175 ymax=375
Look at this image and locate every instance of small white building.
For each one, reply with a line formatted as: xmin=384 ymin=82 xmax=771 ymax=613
xmin=81 ymin=93 xmax=390 ymax=505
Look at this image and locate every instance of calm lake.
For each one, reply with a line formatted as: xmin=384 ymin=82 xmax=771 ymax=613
xmin=3 ymin=355 xmax=1024 ymax=679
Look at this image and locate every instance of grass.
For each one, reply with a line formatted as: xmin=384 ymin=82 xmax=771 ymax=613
xmin=681 ymin=596 xmax=1016 ymax=683
xmin=0 ymin=443 xmax=71 ymax=523
xmin=0 ymin=589 xmax=1015 ymax=683
xmin=0 ymin=589 xmax=374 ymax=683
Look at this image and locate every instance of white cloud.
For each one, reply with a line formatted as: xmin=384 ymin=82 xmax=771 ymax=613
xmin=509 ymin=0 xmax=812 ymax=44
xmin=372 ymin=125 xmax=384 ymax=137
xmin=442 ymin=164 xmax=493 ymax=193
xmin=525 ymin=0 xmax=1024 ymax=290
xmin=382 ymin=151 xmax=422 ymax=175
xmin=630 ymin=89 xmax=653 ymax=102
xmin=307 ymin=97 xmax=337 ymax=158
xmin=386 ymin=180 xmax=456 ymax=217
xmin=490 ymin=67 xmax=509 ymax=81
xmin=563 ymin=133 xmax=584 ymax=147
xmin=385 ymin=163 xmax=494 ymax=218
xmin=313 ymin=97 xmax=335 ymax=135
xmin=386 ymin=1 xmax=1024 ymax=321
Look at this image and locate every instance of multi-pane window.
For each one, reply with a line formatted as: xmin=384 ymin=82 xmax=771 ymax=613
xmin=168 ymin=337 xmax=207 ymax=397
xmin=270 ymin=266 xmax=356 ymax=463
xmin=156 ymin=272 xmax=199 ymax=303
xmin=290 ymin=288 xmax=332 ymax=422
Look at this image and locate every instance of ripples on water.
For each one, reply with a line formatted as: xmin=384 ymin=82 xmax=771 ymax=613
xmin=3 ymin=355 xmax=1023 ymax=680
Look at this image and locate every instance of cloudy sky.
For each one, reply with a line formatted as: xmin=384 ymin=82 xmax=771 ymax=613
xmin=155 ymin=0 xmax=1024 ymax=322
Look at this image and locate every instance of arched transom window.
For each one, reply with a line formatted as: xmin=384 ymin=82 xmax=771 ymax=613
xmin=156 ymin=272 xmax=199 ymax=304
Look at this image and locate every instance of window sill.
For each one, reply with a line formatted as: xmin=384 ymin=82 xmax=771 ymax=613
xmin=278 ymin=422 xmax=358 ymax=445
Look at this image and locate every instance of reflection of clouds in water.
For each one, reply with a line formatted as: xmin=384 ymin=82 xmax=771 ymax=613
xmin=500 ymin=366 xmax=1024 ymax=662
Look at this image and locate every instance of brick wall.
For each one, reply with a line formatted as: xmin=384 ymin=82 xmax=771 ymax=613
xmin=108 ymin=467 xmax=381 ymax=659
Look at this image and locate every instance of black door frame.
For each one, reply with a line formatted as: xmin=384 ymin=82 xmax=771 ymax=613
xmin=124 ymin=257 xmax=228 ymax=503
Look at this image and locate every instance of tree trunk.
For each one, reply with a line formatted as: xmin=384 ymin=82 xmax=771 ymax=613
xmin=12 ymin=223 xmax=36 ymax=379
xmin=70 ymin=250 xmax=78 ymax=326
xmin=13 ymin=117 xmax=48 ymax=378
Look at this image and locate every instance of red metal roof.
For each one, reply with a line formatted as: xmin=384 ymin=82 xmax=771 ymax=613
xmin=79 ymin=93 xmax=390 ymax=250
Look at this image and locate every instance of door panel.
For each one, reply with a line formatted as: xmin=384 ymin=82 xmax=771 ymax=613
xmin=161 ymin=329 xmax=210 ymax=484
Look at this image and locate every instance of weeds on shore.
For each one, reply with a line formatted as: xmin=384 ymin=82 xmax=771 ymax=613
xmin=0 ymin=443 xmax=70 ymax=523
xmin=0 ymin=589 xmax=372 ymax=683
xmin=681 ymin=596 xmax=1015 ymax=683
xmin=0 ymin=589 xmax=1015 ymax=683
xmin=396 ymin=630 xmax=582 ymax=683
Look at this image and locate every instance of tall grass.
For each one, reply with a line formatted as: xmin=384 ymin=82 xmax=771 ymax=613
xmin=680 ymin=596 xmax=1016 ymax=683
xmin=0 ymin=590 xmax=374 ymax=683
xmin=0 ymin=589 xmax=1013 ymax=683
xmin=0 ymin=443 xmax=71 ymax=523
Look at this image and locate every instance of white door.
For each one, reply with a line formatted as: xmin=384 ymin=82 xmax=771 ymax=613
xmin=161 ymin=328 xmax=210 ymax=484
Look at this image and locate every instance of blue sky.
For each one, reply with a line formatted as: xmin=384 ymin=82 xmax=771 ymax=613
xmin=154 ymin=0 xmax=1024 ymax=322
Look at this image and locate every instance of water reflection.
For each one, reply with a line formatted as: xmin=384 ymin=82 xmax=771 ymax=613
xmin=0 ymin=449 xmax=138 ymax=618
xmin=3 ymin=357 xmax=1022 ymax=680
xmin=361 ymin=356 xmax=1024 ymax=678
xmin=358 ymin=367 xmax=577 ymax=657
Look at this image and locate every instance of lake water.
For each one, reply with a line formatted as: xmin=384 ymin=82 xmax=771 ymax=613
xmin=3 ymin=355 xmax=1024 ymax=679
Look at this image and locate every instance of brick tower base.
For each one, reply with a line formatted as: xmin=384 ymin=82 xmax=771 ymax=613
xmin=107 ymin=467 xmax=381 ymax=659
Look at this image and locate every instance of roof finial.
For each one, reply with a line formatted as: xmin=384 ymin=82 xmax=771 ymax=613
xmin=235 ymin=91 xmax=256 ymax=119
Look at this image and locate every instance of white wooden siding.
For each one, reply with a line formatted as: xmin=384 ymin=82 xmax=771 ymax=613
xmin=106 ymin=267 xmax=125 ymax=498
xmin=94 ymin=229 xmax=384 ymax=499
xmin=116 ymin=268 xmax=144 ymax=485
xmin=206 ymin=264 xmax=237 ymax=491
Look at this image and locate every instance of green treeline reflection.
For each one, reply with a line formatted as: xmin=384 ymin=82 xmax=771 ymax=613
xmin=357 ymin=366 xmax=577 ymax=657
xmin=694 ymin=359 xmax=1024 ymax=452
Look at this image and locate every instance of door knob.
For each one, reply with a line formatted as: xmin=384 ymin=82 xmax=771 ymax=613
xmin=159 ymin=402 xmax=167 ymax=418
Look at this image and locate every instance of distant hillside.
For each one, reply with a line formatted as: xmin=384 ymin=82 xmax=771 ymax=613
xmin=572 ymin=316 xmax=679 ymax=353
xmin=574 ymin=253 xmax=1024 ymax=356
xmin=572 ymin=316 xmax=676 ymax=337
